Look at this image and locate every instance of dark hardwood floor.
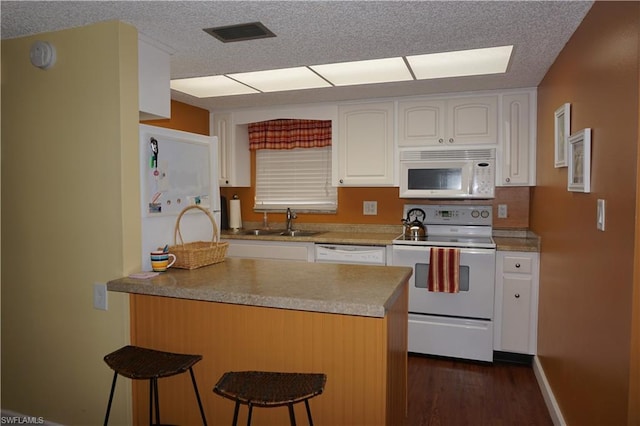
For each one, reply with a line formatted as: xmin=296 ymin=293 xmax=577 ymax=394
xmin=408 ymin=354 xmax=553 ymax=426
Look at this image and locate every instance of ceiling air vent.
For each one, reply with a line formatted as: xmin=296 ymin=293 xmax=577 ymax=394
xmin=203 ymin=22 xmax=276 ymax=43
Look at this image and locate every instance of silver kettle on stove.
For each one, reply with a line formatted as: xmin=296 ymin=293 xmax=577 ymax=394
xmin=402 ymin=208 xmax=427 ymax=238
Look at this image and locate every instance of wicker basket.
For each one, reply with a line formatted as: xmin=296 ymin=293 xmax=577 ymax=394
xmin=168 ymin=205 xmax=228 ymax=269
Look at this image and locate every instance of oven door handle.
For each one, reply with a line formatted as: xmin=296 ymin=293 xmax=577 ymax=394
xmin=391 ymin=245 xmax=495 ymax=255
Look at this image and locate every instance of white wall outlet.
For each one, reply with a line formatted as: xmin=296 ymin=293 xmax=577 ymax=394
xmin=498 ymin=204 xmax=508 ymax=219
xmin=93 ymin=282 xmax=108 ymax=311
xmin=597 ymin=199 xmax=606 ymax=231
xmin=363 ymin=201 xmax=378 ymax=215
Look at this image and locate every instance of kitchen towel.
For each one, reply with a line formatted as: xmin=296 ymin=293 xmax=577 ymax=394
xmin=229 ymin=198 xmax=242 ymax=230
xmin=428 ymin=247 xmax=460 ymax=293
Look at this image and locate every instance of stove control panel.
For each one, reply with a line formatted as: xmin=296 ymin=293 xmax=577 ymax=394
xmin=403 ymin=204 xmax=492 ymax=226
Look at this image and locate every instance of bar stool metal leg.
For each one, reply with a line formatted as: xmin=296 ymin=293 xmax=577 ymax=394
xmin=152 ymin=378 xmax=161 ymax=425
xmin=104 ymin=372 xmax=118 ymax=426
xmin=148 ymin=380 xmax=154 ymax=425
xmin=304 ymin=400 xmax=314 ymax=426
xmin=232 ymin=400 xmax=240 ymax=426
xmin=247 ymin=403 xmax=253 ymax=426
xmin=287 ymin=404 xmax=297 ymax=426
xmin=189 ymin=367 xmax=208 ymax=425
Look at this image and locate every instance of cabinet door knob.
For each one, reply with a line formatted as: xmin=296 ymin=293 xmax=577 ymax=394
xmin=505 ymin=177 xmax=511 ymax=183
xmin=515 ymin=263 xmax=521 ymax=268
xmin=448 ymin=138 xmax=454 ymax=143
xmin=515 ymin=293 xmax=520 ymax=298
xmin=339 ymin=179 xmax=344 ymax=184
xmin=438 ymin=138 xmax=444 ymax=144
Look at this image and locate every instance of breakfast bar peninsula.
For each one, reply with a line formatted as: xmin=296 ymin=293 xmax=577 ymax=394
xmin=107 ymin=258 xmax=412 ymax=425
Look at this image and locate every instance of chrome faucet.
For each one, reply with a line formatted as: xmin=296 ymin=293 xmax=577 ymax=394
xmin=286 ymin=208 xmax=297 ymax=231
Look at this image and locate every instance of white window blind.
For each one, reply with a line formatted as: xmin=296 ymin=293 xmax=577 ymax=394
xmin=255 ymin=147 xmax=337 ymax=212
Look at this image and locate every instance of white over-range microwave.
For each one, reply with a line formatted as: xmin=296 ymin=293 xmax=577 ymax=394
xmin=399 ymin=148 xmax=495 ymax=199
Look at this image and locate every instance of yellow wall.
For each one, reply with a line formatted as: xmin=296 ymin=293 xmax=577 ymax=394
xmin=531 ymin=2 xmax=640 ymax=424
xmin=1 ymin=21 xmax=140 ymax=424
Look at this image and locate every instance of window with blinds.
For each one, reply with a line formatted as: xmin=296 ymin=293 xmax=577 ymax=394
xmin=254 ymin=147 xmax=337 ymax=212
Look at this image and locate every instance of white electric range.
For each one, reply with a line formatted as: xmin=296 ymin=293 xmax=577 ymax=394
xmin=392 ymin=204 xmax=496 ymax=362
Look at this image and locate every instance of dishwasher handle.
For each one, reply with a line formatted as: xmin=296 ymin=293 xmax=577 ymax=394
xmin=315 ymin=244 xmax=387 ymax=265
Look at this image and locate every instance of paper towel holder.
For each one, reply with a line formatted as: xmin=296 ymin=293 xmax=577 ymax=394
xmin=229 ymin=194 xmax=242 ymax=230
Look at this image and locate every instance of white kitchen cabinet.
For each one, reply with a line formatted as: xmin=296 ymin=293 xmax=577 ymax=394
xmin=335 ymin=101 xmax=395 ymax=186
xmin=397 ymin=96 xmax=498 ymax=147
xmin=212 ymin=113 xmax=250 ymax=187
xmin=222 ymin=239 xmax=315 ymax=262
xmin=494 ymin=251 xmax=539 ymax=355
xmin=138 ymin=35 xmax=171 ymax=120
xmin=498 ymin=91 xmax=536 ymax=186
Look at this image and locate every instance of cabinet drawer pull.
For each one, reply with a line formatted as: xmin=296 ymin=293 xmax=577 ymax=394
xmin=515 ymin=293 xmax=520 ymax=298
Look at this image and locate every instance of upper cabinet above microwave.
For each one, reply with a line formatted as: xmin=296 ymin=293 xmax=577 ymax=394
xmin=397 ymin=96 xmax=498 ymax=147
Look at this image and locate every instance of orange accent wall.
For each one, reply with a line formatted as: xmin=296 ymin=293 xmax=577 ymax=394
xmin=531 ymin=2 xmax=640 ymax=425
xmin=220 ymin=161 xmax=530 ymax=228
xmin=141 ymin=100 xmax=210 ymax=136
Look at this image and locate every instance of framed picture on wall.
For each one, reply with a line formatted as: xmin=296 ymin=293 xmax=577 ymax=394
xmin=554 ymin=103 xmax=571 ymax=167
xmin=567 ymin=128 xmax=591 ymax=193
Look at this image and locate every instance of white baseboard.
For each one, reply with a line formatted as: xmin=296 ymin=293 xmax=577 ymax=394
xmin=533 ymin=355 xmax=566 ymax=426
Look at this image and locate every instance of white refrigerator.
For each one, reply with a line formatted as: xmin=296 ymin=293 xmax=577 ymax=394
xmin=139 ymin=124 xmax=221 ymax=271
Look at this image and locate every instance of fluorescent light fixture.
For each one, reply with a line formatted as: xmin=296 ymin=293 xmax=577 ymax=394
xmin=170 ymin=45 xmax=514 ymax=97
xmin=171 ymin=75 xmax=259 ymax=97
xmin=407 ymin=45 xmax=513 ymax=80
xmin=311 ymin=57 xmax=413 ymax=86
xmin=229 ymin=67 xmax=332 ymax=92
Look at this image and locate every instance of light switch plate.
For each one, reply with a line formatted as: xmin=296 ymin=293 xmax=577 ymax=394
xmin=93 ymin=282 xmax=108 ymax=310
xmin=597 ymin=199 xmax=605 ymax=231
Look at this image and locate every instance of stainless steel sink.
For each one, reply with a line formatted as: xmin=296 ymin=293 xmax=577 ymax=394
xmin=279 ymin=230 xmax=320 ymax=237
xmin=242 ymin=229 xmax=284 ymax=236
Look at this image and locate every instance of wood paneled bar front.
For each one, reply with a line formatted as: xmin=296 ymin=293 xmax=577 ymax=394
xmin=107 ymin=258 xmax=412 ymax=425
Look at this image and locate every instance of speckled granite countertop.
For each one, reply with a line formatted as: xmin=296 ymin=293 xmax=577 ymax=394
xmin=107 ymin=258 xmax=412 ymax=318
xmin=221 ymin=223 xmax=541 ymax=252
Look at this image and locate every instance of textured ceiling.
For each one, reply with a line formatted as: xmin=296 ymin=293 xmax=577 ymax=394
xmin=1 ymin=1 xmax=593 ymax=112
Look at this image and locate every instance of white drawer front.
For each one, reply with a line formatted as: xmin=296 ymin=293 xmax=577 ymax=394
xmin=503 ymin=256 xmax=533 ymax=274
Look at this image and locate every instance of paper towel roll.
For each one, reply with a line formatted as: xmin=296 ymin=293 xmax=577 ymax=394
xmin=229 ymin=199 xmax=242 ymax=229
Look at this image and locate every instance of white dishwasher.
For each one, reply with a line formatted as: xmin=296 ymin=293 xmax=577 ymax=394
xmin=314 ymin=244 xmax=386 ymax=265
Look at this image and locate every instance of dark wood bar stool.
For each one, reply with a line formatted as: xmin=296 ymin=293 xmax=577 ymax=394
xmin=213 ymin=371 xmax=326 ymax=426
xmin=103 ymin=345 xmax=207 ymax=426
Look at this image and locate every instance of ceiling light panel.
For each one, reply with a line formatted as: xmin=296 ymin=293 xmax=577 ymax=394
xmin=407 ymin=46 xmax=513 ymax=80
xmin=229 ymin=67 xmax=332 ymax=92
xmin=311 ymin=57 xmax=413 ymax=86
xmin=170 ymin=75 xmax=259 ymax=98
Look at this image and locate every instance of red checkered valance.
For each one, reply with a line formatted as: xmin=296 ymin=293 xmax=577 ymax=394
xmin=248 ymin=119 xmax=332 ymax=150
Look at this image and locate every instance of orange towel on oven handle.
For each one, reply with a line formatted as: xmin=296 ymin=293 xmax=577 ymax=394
xmin=428 ymin=247 xmax=460 ymax=293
